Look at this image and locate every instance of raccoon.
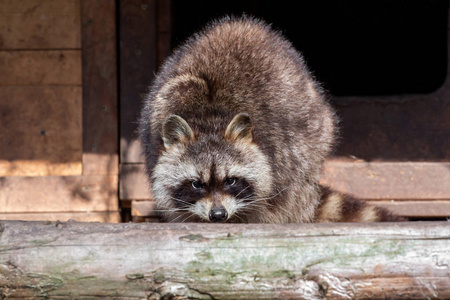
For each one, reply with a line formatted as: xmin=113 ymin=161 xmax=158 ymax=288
xmin=139 ymin=16 xmax=403 ymax=223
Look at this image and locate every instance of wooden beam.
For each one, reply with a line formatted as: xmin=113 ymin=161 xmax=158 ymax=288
xmin=119 ymin=0 xmax=156 ymax=164
xmin=368 ymin=200 xmax=450 ymax=218
xmin=0 ymin=212 xmax=120 ymax=223
xmin=0 ymin=221 xmax=448 ymax=299
xmin=321 ymin=161 xmax=450 ymax=199
xmin=0 ymin=175 xmax=118 ymax=213
xmin=119 ymin=164 xmax=152 ymax=200
xmin=80 ymin=0 xmax=118 ymax=175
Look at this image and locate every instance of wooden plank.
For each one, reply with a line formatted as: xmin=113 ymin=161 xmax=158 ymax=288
xmin=321 ymin=161 xmax=450 ymax=200
xmin=368 ymin=200 xmax=450 ymax=218
xmin=156 ymin=0 xmax=172 ymax=68
xmin=0 ymin=221 xmax=449 ymax=299
xmin=80 ymin=0 xmax=118 ymax=175
xmin=0 ymin=50 xmax=81 ymax=86
xmin=0 ymin=175 xmax=118 ymax=213
xmin=0 ymin=212 xmax=120 ymax=223
xmin=120 ymin=0 xmax=156 ymax=163
xmin=0 ymin=86 xmax=82 ymax=176
xmin=0 ymin=0 xmax=81 ymax=49
xmin=119 ymin=163 xmax=152 ymax=200
xmin=82 ymin=153 xmax=119 ymax=176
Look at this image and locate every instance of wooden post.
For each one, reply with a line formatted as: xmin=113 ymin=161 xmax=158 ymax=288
xmin=0 ymin=221 xmax=449 ymax=299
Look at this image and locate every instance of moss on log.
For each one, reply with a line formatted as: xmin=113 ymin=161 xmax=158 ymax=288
xmin=0 ymin=221 xmax=449 ymax=299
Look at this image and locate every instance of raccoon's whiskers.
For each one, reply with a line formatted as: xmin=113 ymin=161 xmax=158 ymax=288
xmin=169 ymin=196 xmax=193 ymax=207
xmin=235 ymin=185 xmax=251 ymax=198
xmin=169 ymin=212 xmax=191 ymax=223
xmin=152 ymin=208 xmax=189 ymax=213
xmin=245 ymin=187 xmax=289 ymax=204
xmin=233 ymin=213 xmax=246 ymax=223
xmin=179 ymin=213 xmax=196 ymax=223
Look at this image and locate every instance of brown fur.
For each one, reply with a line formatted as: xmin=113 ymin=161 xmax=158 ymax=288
xmin=139 ymin=16 xmax=401 ymax=223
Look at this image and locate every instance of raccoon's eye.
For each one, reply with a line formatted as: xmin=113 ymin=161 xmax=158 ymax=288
xmin=191 ymin=181 xmax=204 ymax=190
xmin=225 ymin=177 xmax=237 ymax=186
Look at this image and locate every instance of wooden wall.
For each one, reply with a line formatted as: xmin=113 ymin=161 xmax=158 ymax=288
xmin=0 ymin=0 xmax=120 ymax=222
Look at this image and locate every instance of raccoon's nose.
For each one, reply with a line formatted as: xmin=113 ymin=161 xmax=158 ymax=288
xmin=209 ymin=206 xmax=228 ymax=222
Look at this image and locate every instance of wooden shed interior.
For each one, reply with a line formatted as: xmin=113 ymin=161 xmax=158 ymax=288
xmin=0 ymin=0 xmax=449 ymax=222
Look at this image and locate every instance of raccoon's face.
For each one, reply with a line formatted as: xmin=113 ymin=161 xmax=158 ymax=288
xmin=152 ymin=113 xmax=273 ymax=222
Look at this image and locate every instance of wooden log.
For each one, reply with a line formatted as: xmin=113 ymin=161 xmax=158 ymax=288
xmin=0 ymin=221 xmax=448 ymax=299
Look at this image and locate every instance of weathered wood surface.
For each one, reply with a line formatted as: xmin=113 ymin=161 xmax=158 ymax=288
xmin=0 ymin=212 xmax=120 ymax=223
xmin=0 ymin=0 xmax=81 ymax=49
xmin=119 ymin=0 xmax=156 ymax=164
xmin=0 ymin=175 xmax=119 ymax=213
xmin=81 ymin=0 xmax=118 ymax=175
xmin=120 ymin=164 xmax=152 ymax=200
xmin=0 ymin=50 xmax=81 ymax=86
xmin=321 ymin=161 xmax=450 ymax=200
xmin=156 ymin=0 xmax=172 ymax=68
xmin=0 ymin=221 xmax=448 ymax=299
xmin=369 ymin=200 xmax=450 ymax=218
xmin=0 ymin=86 xmax=82 ymax=177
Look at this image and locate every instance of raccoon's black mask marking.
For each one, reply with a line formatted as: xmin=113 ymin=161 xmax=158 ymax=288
xmin=172 ymin=175 xmax=254 ymax=209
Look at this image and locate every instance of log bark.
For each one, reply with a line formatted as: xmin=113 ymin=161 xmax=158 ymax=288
xmin=0 ymin=221 xmax=449 ymax=299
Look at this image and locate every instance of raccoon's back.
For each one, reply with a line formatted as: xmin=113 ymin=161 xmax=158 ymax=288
xmin=145 ymin=17 xmax=336 ymax=189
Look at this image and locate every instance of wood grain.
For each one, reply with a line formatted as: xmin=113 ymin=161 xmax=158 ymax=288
xmin=0 ymin=50 xmax=81 ymax=86
xmin=120 ymin=0 xmax=156 ymax=163
xmin=119 ymin=163 xmax=152 ymax=200
xmin=0 ymin=175 xmax=118 ymax=213
xmin=80 ymin=0 xmax=119 ymax=175
xmin=0 ymin=0 xmax=81 ymax=49
xmin=156 ymin=0 xmax=172 ymax=68
xmin=132 ymin=200 xmax=157 ymax=217
xmin=0 ymin=212 xmax=120 ymax=222
xmin=0 ymin=221 xmax=448 ymax=299
xmin=321 ymin=161 xmax=450 ymax=200
xmin=369 ymin=200 xmax=450 ymax=217
xmin=0 ymin=86 xmax=82 ymax=176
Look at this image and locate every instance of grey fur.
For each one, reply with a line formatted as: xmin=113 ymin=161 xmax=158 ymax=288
xmin=139 ymin=16 xmax=336 ymax=223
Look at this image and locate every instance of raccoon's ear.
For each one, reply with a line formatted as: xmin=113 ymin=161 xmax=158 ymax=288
xmin=162 ymin=115 xmax=194 ymax=149
xmin=225 ymin=113 xmax=253 ymax=143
